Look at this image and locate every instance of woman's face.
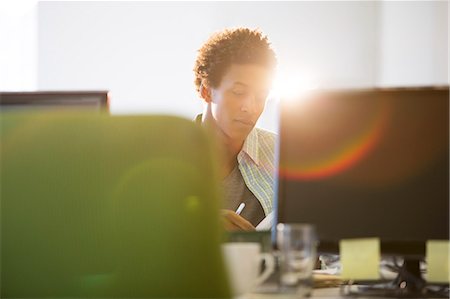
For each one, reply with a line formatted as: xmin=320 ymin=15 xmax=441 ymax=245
xmin=209 ymin=64 xmax=272 ymax=141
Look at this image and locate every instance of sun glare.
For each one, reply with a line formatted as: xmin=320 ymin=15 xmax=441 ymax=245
xmin=269 ymin=73 xmax=319 ymax=102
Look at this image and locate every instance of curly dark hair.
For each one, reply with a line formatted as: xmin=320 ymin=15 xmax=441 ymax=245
xmin=193 ymin=27 xmax=277 ymax=94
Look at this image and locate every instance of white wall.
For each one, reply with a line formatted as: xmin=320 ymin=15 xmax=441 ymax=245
xmin=205 ymin=1 xmax=380 ymax=89
xmin=198 ymin=2 xmax=380 ymax=131
xmin=1 ymin=1 xmax=447 ymax=132
xmin=38 ymin=2 xmax=215 ymax=117
xmin=0 ymin=0 xmax=38 ymax=90
xmin=377 ymin=1 xmax=448 ymax=86
xmin=37 ymin=1 xmax=380 ymax=132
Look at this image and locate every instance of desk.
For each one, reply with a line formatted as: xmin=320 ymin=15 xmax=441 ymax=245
xmin=247 ymin=288 xmax=342 ymax=299
xmin=247 ymin=287 xmax=394 ymax=299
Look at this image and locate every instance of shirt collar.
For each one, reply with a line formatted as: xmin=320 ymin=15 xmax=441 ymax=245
xmin=240 ymin=127 xmax=260 ymax=166
xmin=194 ymin=113 xmax=202 ymax=124
xmin=195 ymin=113 xmax=260 ymax=166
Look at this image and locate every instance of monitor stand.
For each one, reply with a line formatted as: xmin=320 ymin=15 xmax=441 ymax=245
xmin=342 ymin=258 xmax=449 ymax=298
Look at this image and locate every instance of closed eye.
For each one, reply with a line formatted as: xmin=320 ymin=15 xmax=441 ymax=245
xmin=232 ymin=90 xmax=248 ymax=96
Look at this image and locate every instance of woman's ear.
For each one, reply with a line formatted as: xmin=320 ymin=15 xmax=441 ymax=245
xmin=200 ymin=82 xmax=212 ymax=103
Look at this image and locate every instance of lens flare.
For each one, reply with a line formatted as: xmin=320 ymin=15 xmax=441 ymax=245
xmin=279 ymin=95 xmax=392 ymax=180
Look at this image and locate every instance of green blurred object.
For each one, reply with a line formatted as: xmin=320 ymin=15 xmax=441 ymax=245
xmin=1 ymin=110 xmax=231 ymax=298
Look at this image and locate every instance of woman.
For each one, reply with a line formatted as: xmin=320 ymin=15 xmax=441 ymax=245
xmin=193 ymin=28 xmax=278 ymax=231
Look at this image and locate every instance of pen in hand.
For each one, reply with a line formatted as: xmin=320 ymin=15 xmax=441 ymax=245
xmin=235 ymin=203 xmax=245 ymax=215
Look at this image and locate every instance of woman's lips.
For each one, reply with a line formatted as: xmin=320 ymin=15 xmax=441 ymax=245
xmin=235 ymin=119 xmax=254 ymax=126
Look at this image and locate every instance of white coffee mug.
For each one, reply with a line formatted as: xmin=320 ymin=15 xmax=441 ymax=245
xmin=222 ymin=242 xmax=275 ymax=296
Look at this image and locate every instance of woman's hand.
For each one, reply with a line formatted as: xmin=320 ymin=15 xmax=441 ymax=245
xmin=221 ymin=209 xmax=256 ymax=231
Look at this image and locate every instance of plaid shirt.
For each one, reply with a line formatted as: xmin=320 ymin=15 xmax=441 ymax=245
xmin=237 ymin=127 xmax=276 ymax=216
xmin=195 ymin=114 xmax=277 ymax=215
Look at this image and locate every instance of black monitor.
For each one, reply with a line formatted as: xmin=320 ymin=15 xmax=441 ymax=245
xmin=0 ymin=91 xmax=110 ymax=112
xmin=276 ymin=87 xmax=449 ymax=296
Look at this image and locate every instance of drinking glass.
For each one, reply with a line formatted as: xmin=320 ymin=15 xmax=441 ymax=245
xmin=276 ymin=223 xmax=317 ymax=297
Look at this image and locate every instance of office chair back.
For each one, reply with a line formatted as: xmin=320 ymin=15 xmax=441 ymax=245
xmin=1 ymin=111 xmax=230 ymax=298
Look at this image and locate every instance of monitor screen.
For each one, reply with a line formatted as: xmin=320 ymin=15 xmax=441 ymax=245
xmin=276 ymin=87 xmax=449 ymax=256
xmin=0 ymin=91 xmax=110 ymax=112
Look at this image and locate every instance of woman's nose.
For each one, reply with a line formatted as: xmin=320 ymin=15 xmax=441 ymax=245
xmin=240 ymin=94 xmax=256 ymax=113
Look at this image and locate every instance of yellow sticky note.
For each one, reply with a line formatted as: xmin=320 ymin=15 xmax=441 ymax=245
xmin=426 ymin=240 xmax=450 ymax=283
xmin=340 ymin=238 xmax=380 ymax=280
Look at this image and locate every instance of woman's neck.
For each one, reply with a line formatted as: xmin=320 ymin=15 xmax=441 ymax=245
xmin=202 ymin=106 xmax=245 ymax=178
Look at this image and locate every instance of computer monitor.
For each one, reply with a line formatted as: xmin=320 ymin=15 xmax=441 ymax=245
xmin=0 ymin=91 xmax=110 ymax=112
xmin=276 ymin=87 xmax=449 ymax=294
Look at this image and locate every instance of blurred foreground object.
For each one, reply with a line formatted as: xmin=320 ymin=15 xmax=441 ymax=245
xmin=1 ymin=110 xmax=230 ymax=298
